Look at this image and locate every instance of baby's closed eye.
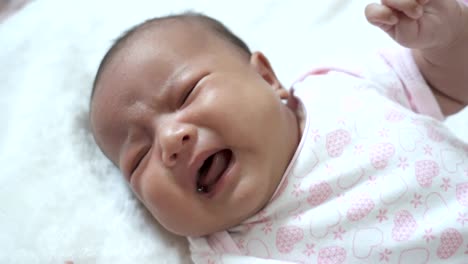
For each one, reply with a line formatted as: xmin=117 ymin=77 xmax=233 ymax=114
xmin=179 ymin=73 xmax=210 ymax=108
xmin=129 ymin=146 xmax=151 ymax=181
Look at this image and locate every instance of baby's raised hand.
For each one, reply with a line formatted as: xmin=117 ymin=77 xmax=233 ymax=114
xmin=365 ymin=0 xmax=466 ymax=49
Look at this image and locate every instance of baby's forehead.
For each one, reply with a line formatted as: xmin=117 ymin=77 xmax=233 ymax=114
xmin=93 ymin=21 xmax=225 ymax=109
xmin=117 ymin=18 xmax=249 ymax=65
xmin=125 ymin=19 xmax=216 ymax=51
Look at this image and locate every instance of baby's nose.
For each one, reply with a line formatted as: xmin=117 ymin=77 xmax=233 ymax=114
xmin=160 ymin=123 xmax=196 ymax=167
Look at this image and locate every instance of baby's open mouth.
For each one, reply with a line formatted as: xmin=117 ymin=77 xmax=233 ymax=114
xmin=196 ymin=149 xmax=232 ymax=193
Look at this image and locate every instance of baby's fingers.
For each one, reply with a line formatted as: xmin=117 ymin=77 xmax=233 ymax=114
xmin=365 ymin=3 xmax=398 ymax=29
xmin=381 ymin=0 xmax=425 ymax=19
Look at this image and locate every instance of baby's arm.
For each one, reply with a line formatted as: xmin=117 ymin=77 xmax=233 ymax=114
xmin=365 ymin=0 xmax=468 ymax=116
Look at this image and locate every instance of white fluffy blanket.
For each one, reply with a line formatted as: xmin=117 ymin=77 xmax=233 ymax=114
xmin=1 ymin=0 xmax=467 ymax=263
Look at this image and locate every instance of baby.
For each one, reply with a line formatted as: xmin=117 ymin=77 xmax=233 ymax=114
xmin=89 ymin=0 xmax=468 ymax=263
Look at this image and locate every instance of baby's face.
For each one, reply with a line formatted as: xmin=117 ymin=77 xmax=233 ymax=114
xmin=90 ymin=22 xmax=299 ymax=236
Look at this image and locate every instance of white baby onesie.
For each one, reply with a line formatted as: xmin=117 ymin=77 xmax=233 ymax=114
xmin=188 ymin=49 xmax=468 ymax=263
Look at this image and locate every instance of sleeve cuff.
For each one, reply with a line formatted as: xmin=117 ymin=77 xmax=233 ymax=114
xmin=379 ymin=48 xmax=445 ymax=121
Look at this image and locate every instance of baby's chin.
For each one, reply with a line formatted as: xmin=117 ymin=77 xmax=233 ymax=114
xmin=166 ymin=222 xmax=229 ymax=237
xmin=164 ymin=205 xmax=261 ymax=237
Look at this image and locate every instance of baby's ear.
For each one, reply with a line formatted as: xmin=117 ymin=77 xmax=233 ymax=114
xmin=250 ymin=51 xmax=283 ymax=92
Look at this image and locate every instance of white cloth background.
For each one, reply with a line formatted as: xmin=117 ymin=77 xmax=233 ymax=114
xmin=1 ymin=0 xmax=467 ymax=263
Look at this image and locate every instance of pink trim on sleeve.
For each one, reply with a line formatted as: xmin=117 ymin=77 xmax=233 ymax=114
xmin=379 ymin=49 xmax=445 ymax=121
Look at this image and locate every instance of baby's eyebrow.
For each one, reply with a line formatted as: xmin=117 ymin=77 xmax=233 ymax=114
xmin=164 ymin=63 xmax=192 ymax=89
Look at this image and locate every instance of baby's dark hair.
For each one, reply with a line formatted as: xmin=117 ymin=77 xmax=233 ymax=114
xmin=90 ymin=12 xmax=251 ymax=101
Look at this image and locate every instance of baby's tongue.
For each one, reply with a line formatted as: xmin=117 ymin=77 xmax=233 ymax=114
xmin=199 ymin=150 xmax=229 ymax=186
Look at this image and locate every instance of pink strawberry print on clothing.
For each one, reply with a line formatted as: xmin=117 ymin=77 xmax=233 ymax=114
xmin=347 ymin=192 xmax=375 ymax=221
xmin=415 ymin=160 xmax=439 ymax=187
xmin=392 ymin=210 xmax=418 ymax=241
xmin=276 ymin=226 xmax=304 ymax=254
xmin=456 ymin=182 xmax=468 ymax=207
xmin=370 ymin=143 xmax=395 ymax=169
xmin=317 ymin=246 xmax=346 ymax=264
xmin=307 ymin=181 xmax=333 ymax=206
xmin=326 ymin=129 xmax=351 ymax=157
xmin=437 ymin=228 xmax=463 ymax=259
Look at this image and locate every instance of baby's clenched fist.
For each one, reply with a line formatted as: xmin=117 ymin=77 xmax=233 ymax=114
xmin=365 ymin=0 xmax=467 ymax=49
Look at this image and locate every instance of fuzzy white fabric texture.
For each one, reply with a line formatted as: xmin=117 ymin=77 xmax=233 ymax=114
xmin=1 ymin=0 xmax=467 ymax=263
